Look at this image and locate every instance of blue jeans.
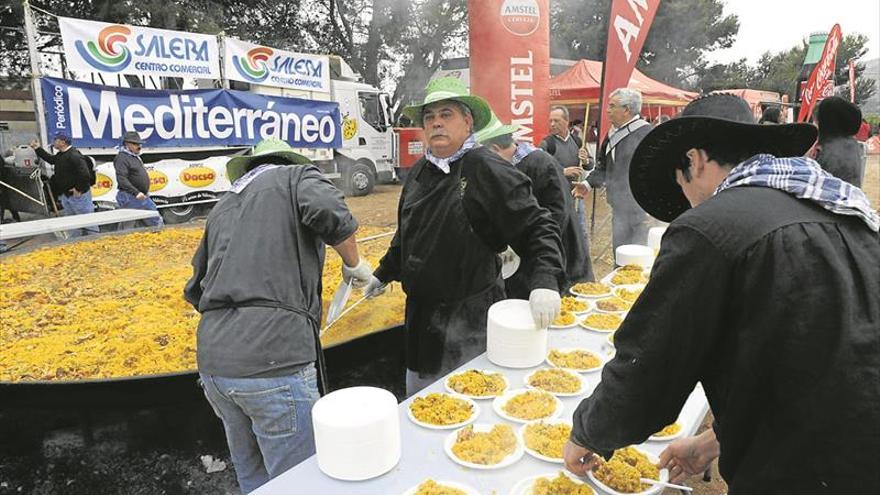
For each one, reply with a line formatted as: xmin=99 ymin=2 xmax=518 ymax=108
xmin=60 ymin=189 xmax=98 ymax=237
xmin=115 ymin=190 xmax=163 ymax=227
xmin=200 ymin=364 xmax=320 ymax=494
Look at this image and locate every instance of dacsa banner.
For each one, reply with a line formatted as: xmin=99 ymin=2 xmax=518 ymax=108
xmin=224 ymin=37 xmax=331 ymax=93
xmin=58 ymin=16 xmax=220 ymax=79
xmin=42 ymin=77 xmax=341 ymax=149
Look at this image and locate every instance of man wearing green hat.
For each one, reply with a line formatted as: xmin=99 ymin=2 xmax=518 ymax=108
xmin=184 ymin=138 xmax=373 ymax=493
xmin=476 ymin=111 xmax=594 ymax=298
xmin=365 ymin=77 xmax=565 ymax=395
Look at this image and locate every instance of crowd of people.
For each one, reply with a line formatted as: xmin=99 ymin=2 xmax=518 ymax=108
xmin=179 ymin=75 xmax=879 ymax=494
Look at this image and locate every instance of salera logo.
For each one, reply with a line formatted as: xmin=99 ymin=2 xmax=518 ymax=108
xmin=75 ymin=25 xmax=132 ymax=72
xmin=180 ymin=166 xmax=216 ymax=188
xmin=92 ymin=173 xmax=114 ymax=197
xmin=232 ymin=46 xmax=272 ymax=83
xmin=500 ymin=0 xmax=540 ymax=36
xmin=147 ymin=169 xmax=168 ymax=192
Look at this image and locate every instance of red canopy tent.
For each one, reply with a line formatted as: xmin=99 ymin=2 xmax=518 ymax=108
xmin=549 ymin=59 xmax=697 ymax=138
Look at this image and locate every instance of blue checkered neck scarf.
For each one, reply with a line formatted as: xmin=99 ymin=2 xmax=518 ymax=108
xmin=425 ymin=134 xmax=478 ymax=174
xmin=716 ymin=154 xmax=880 ymax=232
xmin=512 ymin=142 xmax=538 ymax=166
xmin=230 ymin=164 xmax=280 ymax=194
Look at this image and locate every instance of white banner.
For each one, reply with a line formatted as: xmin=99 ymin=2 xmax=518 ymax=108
xmin=223 ymin=37 xmax=331 ymax=93
xmin=58 ymin=16 xmax=220 ymax=79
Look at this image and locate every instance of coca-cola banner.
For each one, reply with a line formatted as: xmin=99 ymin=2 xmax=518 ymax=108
xmin=469 ymin=0 xmax=550 ymax=144
xmin=797 ymin=24 xmax=842 ymax=122
xmin=598 ymin=0 xmax=661 ymax=142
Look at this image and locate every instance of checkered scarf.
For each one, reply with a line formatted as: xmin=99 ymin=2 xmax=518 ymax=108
xmin=230 ymin=164 xmax=280 ymax=194
xmin=512 ymin=142 xmax=538 ymax=165
xmin=425 ymin=134 xmax=478 ymax=174
xmin=716 ymin=154 xmax=879 ymax=232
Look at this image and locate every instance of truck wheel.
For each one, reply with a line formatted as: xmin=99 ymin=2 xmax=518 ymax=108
xmin=344 ymin=163 xmax=375 ymax=197
xmin=161 ymin=204 xmax=199 ymax=224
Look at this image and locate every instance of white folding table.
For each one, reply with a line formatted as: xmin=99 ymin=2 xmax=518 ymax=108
xmin=0 ymin=209 xmax=160 ymax=241
xmin=253 ymin=319 xmax=710 ymax=495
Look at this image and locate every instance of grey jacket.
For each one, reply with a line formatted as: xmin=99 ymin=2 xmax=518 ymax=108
xmin=113 ymin=151 xmax=150 ymax=195
xmin=587 ymin=120 xmax=652 ymax=213
xmin=184 ymin=165 xmax=357 ymax=378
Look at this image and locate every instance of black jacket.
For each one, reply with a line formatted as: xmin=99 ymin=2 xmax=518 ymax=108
xmin=113 ymin=151 xmax=150 ymax=195
xmin=508 ymin=148 xmax=592 ymax=295
xmin=571 ymin=186 xmax=880 ymax=494
xmin=35 ymin=146 xmax=91 ymax=197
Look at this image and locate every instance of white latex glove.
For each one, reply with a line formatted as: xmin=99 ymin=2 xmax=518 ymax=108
xmin=342 ymin=260 xmax=373 ymax=289
xmin=363 ymin=275 xmax=387 ymax=298
xmin=529 ymin=288 xmax=561 ymax=329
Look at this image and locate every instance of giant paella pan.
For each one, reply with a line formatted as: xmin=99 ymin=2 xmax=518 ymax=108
xmin=0 ymin=224 xmax=406 ymax=405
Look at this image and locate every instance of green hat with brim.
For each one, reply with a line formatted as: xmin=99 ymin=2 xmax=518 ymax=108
xmin=226 ymin=138 xmax=311 ymax=183
xmin=402 ymin=77 xmax=493 ymax=132
xmin=475 ymin=111 xmax=523 ymax=144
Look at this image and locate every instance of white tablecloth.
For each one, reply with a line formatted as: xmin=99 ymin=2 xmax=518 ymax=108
xmin=254 ymin=316 xmax=710 ymax=495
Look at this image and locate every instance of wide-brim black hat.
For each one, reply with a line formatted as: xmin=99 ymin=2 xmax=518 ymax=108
xmin=629 ymin=94 xmax=818 ymax=223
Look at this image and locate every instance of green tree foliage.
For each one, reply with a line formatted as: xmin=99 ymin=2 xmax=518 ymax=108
xmin=550 ymin=0 xmax=739 ymax=86
xmin=693 ymin=34 xmax=877 ymax=106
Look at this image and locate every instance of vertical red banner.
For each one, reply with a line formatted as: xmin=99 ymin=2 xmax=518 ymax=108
xmin=469 ymin=0 xmax=550 ymax=144
xmin=797 ymin=24 xmax=842 ymax=122
xmin=598 ymin=0 xmax=661 ymax=142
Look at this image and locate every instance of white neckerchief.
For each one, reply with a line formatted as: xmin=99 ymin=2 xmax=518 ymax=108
xmin=425 ymin=134 xmax=478 ymax=174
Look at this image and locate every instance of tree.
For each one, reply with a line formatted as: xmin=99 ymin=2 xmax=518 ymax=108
xmin=696 ymin=33 xmax=877 ymax=106
xmin=550 ymin=0 xmax=739 ymax=87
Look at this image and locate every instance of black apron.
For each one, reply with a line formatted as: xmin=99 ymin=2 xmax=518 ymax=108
xmin=398 ymin=158 xmax=505 ymax=378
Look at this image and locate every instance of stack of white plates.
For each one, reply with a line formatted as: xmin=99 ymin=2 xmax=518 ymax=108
xmin=615 ymin=244 xmax=654 ymax=268
xmin=312 ymin=386 xmax=400 ymax=481
xmin=487 ymin=299 xmax=548 ymax=368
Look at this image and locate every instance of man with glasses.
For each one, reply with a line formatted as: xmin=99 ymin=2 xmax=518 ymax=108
xmin=113 ymin=131 xmax=163 ymax=227
xmin=575 ymin=88 xmax=652 ymax=252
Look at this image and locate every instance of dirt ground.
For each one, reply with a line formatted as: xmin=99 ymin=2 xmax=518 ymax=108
xmin=2 ymin=156 xmax=877 ymax=495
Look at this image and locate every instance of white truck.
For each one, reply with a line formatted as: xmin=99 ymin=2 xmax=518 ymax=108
xmin=72 ymin=56 xmax=398 ymax=224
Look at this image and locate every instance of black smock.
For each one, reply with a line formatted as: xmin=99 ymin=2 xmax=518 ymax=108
xmin=506 ymin=148 xmax=593 ymax=299
xmin=570 ymin=187 xmax=880 ymax=494
xmin=375 ymin=146 xmax=564 ymax=378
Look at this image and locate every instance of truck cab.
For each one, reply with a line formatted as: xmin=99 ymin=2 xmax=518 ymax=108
xmin=247 ymin=56 xmax=395 ymax=196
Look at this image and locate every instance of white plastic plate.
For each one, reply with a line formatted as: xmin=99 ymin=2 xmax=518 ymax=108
xmin=492 ymin=388 xmax=563 ymax=424
xmin=587 ymin=448 xmax=669 ymax=495
xmin=406 ymin=393 xmax=480 ymax=430
xmin=444 ymin=423 xmax=524 ymax=470
xmin=517 ymin=419 xmax=573 ymax=463
xmin=545 ymin=347 xmax=606 ymax=373
xmin=444 ymin=369 xmax=510 ymax=400
xmin=509 ymin=471 xmax=591 ymax=495
xmin=523 ymin=368 xmax=589 ymax=397
xmin=401 ymin=480 xmax=481 ymax=495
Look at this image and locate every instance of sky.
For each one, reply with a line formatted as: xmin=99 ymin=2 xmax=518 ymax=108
xmin=707 ymin=0 xmax=880 ymax=66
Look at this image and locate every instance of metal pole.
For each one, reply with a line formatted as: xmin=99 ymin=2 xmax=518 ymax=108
xmin=218 ymin=35 xmax=230 ymax=89
xmin=23 ymin=0 xmax=49 ymax=145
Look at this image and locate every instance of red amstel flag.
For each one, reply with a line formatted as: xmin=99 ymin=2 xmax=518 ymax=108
xmin=797 ymin=24 xmax=842 ymax=122
xmin=598 ymin=0 xmax=661 ymax=142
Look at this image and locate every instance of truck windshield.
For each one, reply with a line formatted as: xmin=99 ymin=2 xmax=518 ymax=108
xmin=359 ymin=92 xmax=384 ymax=131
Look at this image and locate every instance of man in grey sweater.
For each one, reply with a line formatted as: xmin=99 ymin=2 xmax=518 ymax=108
xmin=113 ymin=131 xmax=162 ymax=227
xmin=184 ymin=138 xmax=373 ymax=494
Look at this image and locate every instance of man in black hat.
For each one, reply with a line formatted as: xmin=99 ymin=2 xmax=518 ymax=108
xmin=563 ymin=94 xmax=880 ymax=493
xmin=113 ymin=131 xmax=162 ymax=227
xmin=813 ymin=96 xmax=866 ymax=187
xmin=31 ymin=132 xmax=97 ymax=236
